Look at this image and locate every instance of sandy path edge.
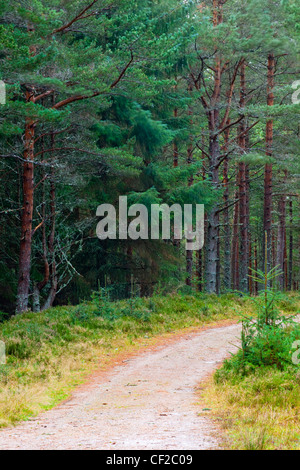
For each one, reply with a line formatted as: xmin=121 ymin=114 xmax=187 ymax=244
xmin=0 ymin=321 xmax=241 ymax=450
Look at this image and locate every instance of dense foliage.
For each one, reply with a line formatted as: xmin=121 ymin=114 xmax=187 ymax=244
xmin=0 ymin=0 xmax=299 ymax=314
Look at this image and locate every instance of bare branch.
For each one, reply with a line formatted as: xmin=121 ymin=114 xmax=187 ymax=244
xmin=220 ymin=58 xmax=244 ymax=129
xmin=220 ymin=120 xmax=260 ymax=149
xmin=34 ymin=126 xmax=73 ymax=144
xmin=217 ymin=115 xmax=244 ymax=136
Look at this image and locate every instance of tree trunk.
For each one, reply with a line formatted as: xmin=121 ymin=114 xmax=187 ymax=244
xmin=198 ymin=0 xmax=241 ymax=293
xmin=204 ymin=0 xmax=223 ymax=293
xmin=197 ymin=135 xmax=206 ymax=291
xmin=254 ymin=238 xmax=258 ymax=295
xmin=206 ymin=135 xmax=220 ymax=293
xmin=173 ymin=108 xmax=178 ymax=168
xmin=263 ymin=53 xmax=275 ymax=275
xmin=186 ymin=82 xmax=194 ymax=286
xmin=238 ymin=60 xmax=249 ymax=292
xmin=276 ymin=195 xmax=286 ymax=289
xmin=216 ymin=226 xmax=220 ymax=294
xmin=284 ymin=231 xmax=288 ymax=291
xmin=42 ymin=169 xmax=57 ymax=310
xmin=42 ymin=125 xmax=57 ymax=310
xmin=276 ymin=171 xmax=287 ymax=290
xmin=33 ymin=134 xmax=50 ymax=312
xmin=288 ymin=200 xmax=293 ymax=290
xmin=196 ymin=249 xmax=203 ymax=292
xmin=16 ymin=90 xmax=35 ymax=313
xmin=248 ymin=241 xmax=253 ymax=295
xmin=223 ymin=125 xmax=231 ymax=291
xmin=231 ymin=185 xmax=239 ymax=291
xmin=246 ymin=164 xmax=251 ymax=292
xmin=16 ymin=25 xmax=37 ymax=314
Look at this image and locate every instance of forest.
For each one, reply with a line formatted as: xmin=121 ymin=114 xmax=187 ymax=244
xmin=1 ymin=0 xmax=300 ymax=453
xmin=0 ymin=0 xmax=299 ymax=316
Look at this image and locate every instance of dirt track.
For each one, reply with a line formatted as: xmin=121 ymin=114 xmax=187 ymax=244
xmin=0 ymin=322 xmax=240 ymax=450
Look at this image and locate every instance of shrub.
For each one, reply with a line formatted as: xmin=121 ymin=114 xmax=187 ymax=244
xmin=216 ymin=263 xmax=300 ymax=380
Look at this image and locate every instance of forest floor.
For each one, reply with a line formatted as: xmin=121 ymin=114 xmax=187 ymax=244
xmin=0 ymin=322 xmax=241 ymax=450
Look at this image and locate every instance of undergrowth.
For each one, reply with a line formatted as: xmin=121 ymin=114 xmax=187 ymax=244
xmin=202 ymin=264 xmax=300 ymax=450
xmin=0 ymin=292 xmax=254 ymax=427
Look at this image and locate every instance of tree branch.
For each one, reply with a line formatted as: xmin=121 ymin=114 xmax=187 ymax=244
xmin=110 ymin=50 xmax=134 ymax=89
xmin=220 ymin=58 xmax=244 ymax=129
xmin=217 ymin=115 xmax=244 ymax=136
xmin=34 ymin=89 xmax=55 ymax=103
xmin=220 ymin=120 xmax=260 ymax=149
xmin=53 ymin=51 xmax=134 ymax=110
xmin=52 ymin=0 xmax=100 ymax=35
xmin=34 ymin=126 xmax=73 ymax=144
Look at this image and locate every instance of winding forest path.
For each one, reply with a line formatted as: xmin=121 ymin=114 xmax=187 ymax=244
xmin=0 ymin=322 xmax=240 ymax=450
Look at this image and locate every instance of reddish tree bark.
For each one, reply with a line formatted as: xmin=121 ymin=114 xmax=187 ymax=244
xmin=263 ymin=53 xmax=275 ymax=274
xmin=15 ymin=21 xmax=135 ymax=312
xmin=195 ymin=0 xmax=242 ymax=293
xmin=16 ymin=90 xmax=36 ymax=313
xmin=238 ymin=60 xmax=249 ymax=292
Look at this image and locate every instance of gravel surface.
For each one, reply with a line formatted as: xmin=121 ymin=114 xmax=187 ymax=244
xmin=0 ymin=322 xmax=240 ymax=450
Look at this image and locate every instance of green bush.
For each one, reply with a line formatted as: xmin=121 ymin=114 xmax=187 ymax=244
xmin=91 ymin=281 xmax=153 ymax=322
xmin=215 ymin=264 xmax=300 ymax=381
xmin=91 ymin=286 xmax=117 ymax=321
